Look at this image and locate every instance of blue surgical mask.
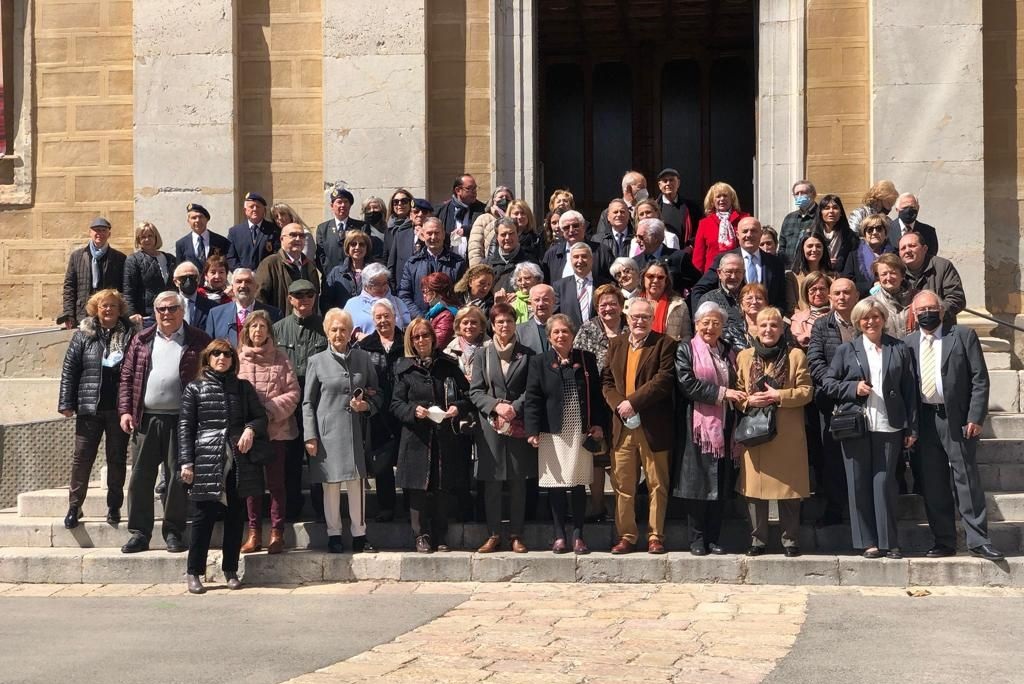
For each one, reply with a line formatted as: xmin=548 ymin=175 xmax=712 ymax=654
xmin=794 ymin=195 xmax=812 ymax=210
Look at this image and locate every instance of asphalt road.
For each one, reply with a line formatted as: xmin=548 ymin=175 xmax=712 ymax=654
xmin=0 ymin=592 xmax=469 ymax=684
xmin=766 ymin=593 xmax=1024 ymax=683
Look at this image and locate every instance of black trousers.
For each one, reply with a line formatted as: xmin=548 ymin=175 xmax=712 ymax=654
xmin=284 ymin=403 xmax=325 ymax=521
xmin=918 ymin=404 xmax=991 ymax=549
xmin=187 ymin=467 xmax=244 ymax=576
xmin=819 ymin=410 xmax=850 ymax=519
xmin=127 ymin=413 xmax=187 ymax=541
xmin=69 ymin=410 xmax=128 ymax=509
xmin=482 ymin=478 xmax=528 ymax=537
xmin=375 ymin=465 xmax=397 ymax=514
xmin=685 ymin=458 xmax=731 ymax=546
xmin=546 ymin=485 xmax=587 ymax=541
xmin=408 ymin=489 xmax=449 ymax=545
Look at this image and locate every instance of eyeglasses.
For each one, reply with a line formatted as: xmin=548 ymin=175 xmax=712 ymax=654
xmin=719 ymin=269 xmax=743 ymax=276
xmin=629 ymin=314 xmax=653 ymax=321
xmin=563 ymin=222 xmax=581 ymax=229
xmin=916 ymin=306 xmax=941 ymax=314
xmin=460 ymin=185 xmax=478 ymax=192
xmin=155 ymin=305 xmax=180 ymax=314
xmin=412 ymin=333 xmax=432 ymax=341
xmin=284 ymin=232 xmax=306 ymax=239
xmin=210 ymin=349 xmax=231 ymax=358
xmin=644 ymin=274 xmax=666 ymax=281
xmin=291 ymin=291 xmax=316 ymax=299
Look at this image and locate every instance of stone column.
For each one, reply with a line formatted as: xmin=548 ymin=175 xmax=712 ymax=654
xmin=323 ymin=1 xmax=427 ymax=209
xmin=491 ymin=0 xmax=537 ymax=208
xmin=756 ymin=1 xmax=806 ymax=225
xmin=133 ymin=0 xmax=237 ymax=241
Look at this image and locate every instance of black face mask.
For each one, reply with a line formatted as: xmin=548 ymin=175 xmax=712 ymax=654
xmin=899 ymin=207 xmax=919 ymax=224
xmin=364 ymin=211 xmax=383 ymax=225
xmin=178 ymin=276 xmax=198 ymax=296
xmin=496 ymin=198 xmax=510 ymax=212
xmin=917 ymin=310 xmax=941 ymax=331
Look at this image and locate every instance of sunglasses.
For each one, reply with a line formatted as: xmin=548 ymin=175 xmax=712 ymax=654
xmin=393 ymin=198 xmax=411 ymax=205
xmin=210 ymin=350 xmax=231 ymax=358
xmin=412 ymin=333 xmax=432 ymax=341
xmin=155 ymin=305 xmax=180 ymax=314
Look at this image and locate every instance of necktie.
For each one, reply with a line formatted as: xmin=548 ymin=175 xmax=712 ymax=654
xmin=186 ymin=300 xmax=195 ymax=324
xmin=91 ymin=252 xmax=102 ymax=290
xmin=745 ymin=254 xmax=757 ymax=284
xmin=577 ymin=278 xmax=590 ymax=318
xmin=237 ymin=308 xmax=248 ymax=330
xmin=197 ymin=234 xmax=206 ymax=265
xmin=921 ymin=335 xmax=937 ymax=401
xmin=250 ymin=225 xmax=258 ymax=246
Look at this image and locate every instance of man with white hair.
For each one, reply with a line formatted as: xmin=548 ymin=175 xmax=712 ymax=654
xmin=205 ymin=268 xmax=282 ymax=345
xmin=553 ymin=242 xmax=599 ymax=328
xmin=541 ymin=210 xmax=612 ymax=283
xmin=118 ymin=291 xmax=211 ymax=553
xmin=516 ymin=283 xmax=556 ymax=353
xmin=888 ymin=193 xmax=939 ymax=256
xmin=172 ymin=261 xmax=215 ymax=330
xmin=594 ymin=170 xmax=649 ymax=237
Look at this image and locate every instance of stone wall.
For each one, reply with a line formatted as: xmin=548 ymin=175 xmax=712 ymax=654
xmin=0 ymin=0 xmax=134 ymax=324
xmin=804 ymin=0 xmax=869 ymax=211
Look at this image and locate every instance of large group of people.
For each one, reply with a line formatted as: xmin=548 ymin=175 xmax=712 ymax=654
xmin=56 ymin=171 xmax=1005 ymax=594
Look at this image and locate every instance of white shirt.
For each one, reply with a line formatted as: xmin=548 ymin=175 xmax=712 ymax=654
xmin=561 ymin=243 xmax=576 ymax=279
xmin=863 ymin=341 xmax=898 ymax=433
xmin=742 ymin=249 xmax=762 ymax=283
xmin=918 ymin=327 xmax=945 ymax=404
xmin=192 ymin=231 xmax=208 ymax=260
xmin=334 ymin=218 xmax=348 ymax=234
xmin=899 ymin=219 xmax=914 ymax=236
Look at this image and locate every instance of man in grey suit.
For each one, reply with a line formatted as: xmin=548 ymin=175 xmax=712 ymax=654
xmin=516 ymin=284 xmax=555 ymax=354
xmin=905 ymin=290 xmax=1004 ymax=561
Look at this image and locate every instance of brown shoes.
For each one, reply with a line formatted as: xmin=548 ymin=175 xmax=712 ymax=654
xmin=647 ymin=538 xmax=666 ymax=554
xmin=611 ymin=538 xmax=635 ymax=555
xmin=267 ymin=529 xmax=285 ymax=555
xmin=510 ymin=536 xmax=527 ymax=553
xmin=551 ymin=538 xmax=568 ymax=554
xmin=478 ymin=535 xmax=501 ymax=553
xmin=573 ymin=537 xmax=590 ymax=555
xmin=240 ymin=528 xmax=262 ymax=554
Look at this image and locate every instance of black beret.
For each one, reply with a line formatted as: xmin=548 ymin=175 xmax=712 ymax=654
xmin=244 ymin=192 xmax=267 ymax=207
xmin=186 ymin=203 xmax=210 ymax=220
xmin=330 ymin=187 xmax=355 ymax=204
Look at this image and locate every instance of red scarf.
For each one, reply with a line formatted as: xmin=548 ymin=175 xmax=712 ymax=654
xmin=651 ymin=294 xmax=671 ymax=334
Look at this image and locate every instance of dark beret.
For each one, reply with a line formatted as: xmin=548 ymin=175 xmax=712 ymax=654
xmin=412 ymin=198 xmax=433 ymax=213
xmin=330 ymin=187 xmax=355 ymax=204
xmin=186 ymin=203 xmax=210 ymax=219
xmin=244 ymin=192 xmax=267 ymax=207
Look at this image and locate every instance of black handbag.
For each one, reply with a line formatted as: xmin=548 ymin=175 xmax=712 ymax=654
xmin=829 ymin=350 xmax=868 ymax=442
xmin=735 ymin=406 xmax=777 ymax=446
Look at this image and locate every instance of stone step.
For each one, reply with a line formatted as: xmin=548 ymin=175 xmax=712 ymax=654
xmin=0 ymin=546 xmax=1020 ymax=588
xmin=2 ymin=513 xmax=1022 ymax=557
xmin=984 ymin=414 xmax=1024 ymax=439
xmin=976 ymin=439 xmax=1024 ymax=464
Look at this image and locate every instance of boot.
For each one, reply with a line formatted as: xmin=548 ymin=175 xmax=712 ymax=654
xmin=267 ymin=529 xmax=285 ymax=555
xmin=187 ymin=574 xmax=206 ymax=595
xmin=240 ymin=528 xmax=262 ymax=554
xmin=63 ymin=505 xmax=82 ymax=530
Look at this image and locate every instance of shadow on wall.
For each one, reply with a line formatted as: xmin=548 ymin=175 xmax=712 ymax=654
xmin=238 ymin=0 xmax=275 ymax=211
xmin=426 ymin=0 xmax=469 ymax=201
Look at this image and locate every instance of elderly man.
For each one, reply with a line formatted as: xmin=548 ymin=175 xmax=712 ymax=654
xmin=315 ymin=187 xmax=375 ymax=279
xmin=273 ymin=279 xmax=328 ymax=522
xmin=696 ymin=252 xmax=745 ymax=329
xmin=398 ymin=216 xmax=467 ymax=317
xmin=485 ymin=218 xmax=531 ymax=293
xmin=778 ymin=180 xmax=818 ymax=268
xmin=541 ymin=210 xmax=611 ymax=283
xmin=905 ymin=291 xmax=1003 ymax=561
xmin=806 ymin=277 xmax=859 ymax=527
xmin=596 ymin=199 xmax=635 ymax=259
xmin=601 ymin=298 xmax=677 ymax=554
xmin=553 ymin=242 xmax=600 ymax=328
xmin=594 ymin=170 xmax=648 ymax=237
xmin=387 ymin=198 xmax=431 ymax=289
xmin=899 ymin=232 xmax=964 ymax=325
xmin=256 ymin=222 xmax=320 ymax=314
xmin=516 ymin=283 xmax=555 ymax=353
xmin=205 ymin=268 xmax=282 ymax=345
xmin=690 ymin=217 xmax=787 ymax=311
xmin=172 ymin=261 xmax=215 ymax=330
xmin=118 ymin=291 xmax=211 ymax=553
xmin=888 ymin=193 xmax=939 ymax=256
xmin=655 ymin=168 xmax=696 ymax=243
xmin=227 ymin=192 xmax=281 ymax=271
xmin=59 ymin=217 xmax=127 ymax=328
xmin=174 ymin=203 xmax=230 ymax=271
xmin=632 ymin=217 xmax=676 ymax=267
xmin=436 ymin=173 xmax=486 ymax=242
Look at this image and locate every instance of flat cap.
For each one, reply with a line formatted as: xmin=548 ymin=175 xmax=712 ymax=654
xmin=89 ymin=217 xmax=112 ymax=230
xmin=657 ymin=168 xmax=680 ymax=179
xmin=244 ymin=191 xmax=267 ymax=206
xmin=186 ymin=202 xmax=210 ymax=219
xmin=288 ymin=279 xmax=317 ymax=294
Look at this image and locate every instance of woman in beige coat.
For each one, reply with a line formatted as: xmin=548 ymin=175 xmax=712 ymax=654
xmin=735 ymin=306 xmax=813 ymax=557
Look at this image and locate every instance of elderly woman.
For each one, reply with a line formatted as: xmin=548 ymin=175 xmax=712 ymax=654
xmin=58 ymin=289 xmax=136 ymax=528
xmin=673 ymin=301 xmax=744 ymax=555
xmin=510 ymin=262 xmax=543 ymax=323
xmin=392 ymin=318 xmax=472 ymax=552
xmin=638 ymin=261 xmax=690 ymax=341
xmin=573 ymin=284 xmax=627 ymax=523
xmin=734 ymin=307 xmax=813 ymax=556
xmin=610 ymin=257 xmax=640 ymax=302
xmin=469 ymin=303 xmax=537 ymax=552
xmin=633 ymin=199 xmax=680 ymax=250
xmin=811 ymin=194 xmax=860 ymax=273
xmin=324 ymin=230 xmax=377 ymax=311
xmin=123 ymin=222 xmax=176 ymax=327
xmin=468 ymin=186 xmax=514 ymax=266
xmin=525 ymin=314 xmax=609 ymax=554
xmin=344 ymin=262 xmax=411 ymax=337
xmin=237 ymin=310 xmax=300 ymax=555
xmin=823 ymin=298 xmax=917 ymax=559
xmin=422 ymin=272 xmax=460 ymax=349
xmin=693 ymin=182 xmax=750 ymax=272
xmin=443 ymin=305 xmax=489 ymax=379
xmin=198 ymin=254 xmax=232 ymax=305
xmin=789 ymin=272 xmax=832 ymax=349
xmin=454 ymin=264 xmax=496 ymax=320
xmin=722 ymin=282 xmax=768 ymax=350
xmin=272 ymin=202 xmax=315 ymax=262
xmin=303 ymin=308 xmax=381 ymax=553
xmin=360 ymin=196 xmax=388 ymax=250
xmin=179 ymin=339 xmax=268 ymax=594
xmin=871 ymin=253 xmax=917 ymax=336
xmin=848 ymin=179 xmax=898 ymax=236
xmin=844 ymin=214 xmax=896 ymax=297
xmin=353 ymin=298 xmax=405 ymax=522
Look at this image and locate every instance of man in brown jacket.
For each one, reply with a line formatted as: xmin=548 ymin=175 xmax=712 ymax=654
xmin=255 ymin=222 xmax=320 ymax=314
xmin=601 ymin=298 xmax=678 ymax=554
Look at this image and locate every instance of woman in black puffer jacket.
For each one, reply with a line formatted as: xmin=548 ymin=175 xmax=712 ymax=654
xmin=178 ymin=339 xmax=267 ymax=594
xmin=58 ymin=289 xmax=135 ymax=530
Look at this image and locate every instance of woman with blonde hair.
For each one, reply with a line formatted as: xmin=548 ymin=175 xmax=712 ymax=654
xmin=454 ymin=263 xmax=496 ymax=319
xmin=693 ymin=182 xmax=750 ymax=272
xmin=848 ymin=180 xmax=898 ymax=236
xmin=468 ymin=186 xmax=515 ymax=266
xmin=123 ymin=222 xmax=176 ymax=327
xmin=271 ymin=203 xmax=315 ymax=261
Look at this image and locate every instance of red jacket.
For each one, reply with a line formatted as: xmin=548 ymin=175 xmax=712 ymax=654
xmin=117 ymin=323 xmax=212 ymax=426
xmin=693 ymin=210 xmax=750 ymax=273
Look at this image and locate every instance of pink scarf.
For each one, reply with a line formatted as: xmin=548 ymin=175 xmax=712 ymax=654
xmin=690 ymin=335 xmax=728 ymax=459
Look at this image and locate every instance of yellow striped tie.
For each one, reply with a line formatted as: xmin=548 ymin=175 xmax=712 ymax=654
xmin=921 ymin=334 xmax=936 ymax=401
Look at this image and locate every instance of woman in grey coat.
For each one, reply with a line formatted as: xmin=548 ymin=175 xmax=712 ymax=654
xmin=303 ymin=308 xmax=381 ymax=554
xmin=468 ymin=303 xmax=537 ymax=553
xmin=672 ymin=301 xmax=745 ymax=556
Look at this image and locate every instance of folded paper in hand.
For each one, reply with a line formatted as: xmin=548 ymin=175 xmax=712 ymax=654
xmin=426 ymin=405 xmax=447 ymax=424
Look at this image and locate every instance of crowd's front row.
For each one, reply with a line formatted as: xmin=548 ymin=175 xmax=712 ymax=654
xmin=58 ymin=282 xmax=1001 ymax=594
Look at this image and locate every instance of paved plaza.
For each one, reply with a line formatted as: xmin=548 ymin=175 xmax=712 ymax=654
xmin=2 ymin=581 xmax=1022 ymax=683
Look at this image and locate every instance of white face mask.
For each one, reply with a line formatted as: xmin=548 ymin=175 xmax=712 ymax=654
xmin=633 ymin=188 xmax=649 ymax=203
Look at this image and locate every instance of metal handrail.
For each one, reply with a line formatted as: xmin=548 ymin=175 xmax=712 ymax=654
xmin=0 ymin=326 xmax=65 ymax=340
xmin=963 ymin=308 xmax=1024 ymax=335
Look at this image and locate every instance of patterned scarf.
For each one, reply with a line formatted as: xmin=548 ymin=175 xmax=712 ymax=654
xmin=690 ymin=336 xmax=728 ymax=459
xmin=716 ymin=211 xmax=736 ymax=249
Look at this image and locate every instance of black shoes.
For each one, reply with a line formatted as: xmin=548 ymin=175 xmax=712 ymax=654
xmin=187 ymin=574 xmax=205 ymax=594
xmin=106 ymin=507 xmax=121 ymax=525
xmin=969 ymin=544 xmax=1005 ymax=561
xmin=885 ymin=548 xmax=903 ymax=560
xmin=64 ymin=505 xmax=82 ymax=530
xmin=352 ymin=536 xmax=377 ymax=553
xmin=375 ymin=510 xmax=395 ymax=523
xmin=165 ymin=534 xmax=186 ymax=553
xmin=707 ymin=543 xmax=726 ymax=555
xmin=121 ymin=534 xmax=149 ymax=554
xmin=415 ymin=535 xmax=432 ymax=553
xmin=784 ymin=547 xmax=802 ymax=558
xmin=925 ymin=545 xmax=957 ymax=558
xmin=327 ymin=535 xmax=344 ymax=554
xmin=746 ymin=545 xmax=766 ymax=557
xmin=690 ymin=543 xmax=707 ymax=556
xmin=224 ymin=571 xmax=242 ymax=590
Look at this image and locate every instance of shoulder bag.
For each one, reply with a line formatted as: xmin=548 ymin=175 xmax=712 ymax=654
xmin=735 ymin=374 xmax=777 ymax=447
xmin=830 ymin=349 xmax=867 ymax=441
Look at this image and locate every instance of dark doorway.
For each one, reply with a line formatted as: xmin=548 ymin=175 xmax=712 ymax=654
xmin=538 ymin=0 xmax=757 ymax=224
